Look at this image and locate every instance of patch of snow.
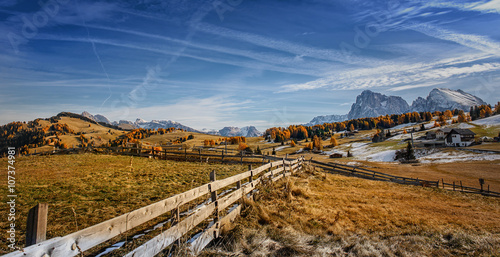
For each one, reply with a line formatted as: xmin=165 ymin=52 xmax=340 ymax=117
xmin=350 ymin=142 xmax=369 ymax=148
xmin=364 ymin=150 xmax=396 ymax=162
xmin=274 ymin=145 xmax=289 ymax=151
xmin=323 ymin=149 xmax=348 ymax=156
xmin=424 ymin=122 xmax=434 ymax=129
xmin=295 ymin=148 xmax=304 ymax=154
xmin=390 ymin=122 xmax=417 ymax=130
xmin=419 ymin=151 xmax=500 ymax=163
xmin=387 ymin=133 xmax=411 ymax=141
xmin=456 ymin=123 xmax=475 ymax=129
xmin=96 ymin=241 xmax=126 ymax=257
xmin=346 ymin=161 xmax=361 ymax=166
xmin=471 ymin=114 xmax=500 ymax=127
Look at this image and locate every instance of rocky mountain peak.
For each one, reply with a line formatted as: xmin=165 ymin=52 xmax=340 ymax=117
xmin=411 ymin=88 xmax=487 ymax=112
xmin=347 ymin=90 xmax=410 ymax=120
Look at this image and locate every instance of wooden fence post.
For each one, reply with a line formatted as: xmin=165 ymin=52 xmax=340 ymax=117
xmin=269 ymin=163 xmax=273 ymax=180
xmin=460 ymin=181 xmax=463 ymax=192
xmin=221 ymin=150 xmax=224 ymax=163
xmin=283 ymin=158 xmax=286 ymax=178
xmin=248 ymin=165 xmax=253 ymax=184
xmin=237 ymin=180 xmax=242 ymax=204
xmin=209 ymin=170 xmax=219 ymax=222
xmin=442 ymin=178 xmax=444 ymax=189
xmin=240 ymin=152 xmax=243 ymax=165
xmin=26 ymin=203 xmax=48 ymax=247
xmin=453 ymin=181 xmax=455 ymax=191
xmin=185 ymin=148 xmax=187 ymax=161
xmin=199 ymin=149 xmax=202 ymax=163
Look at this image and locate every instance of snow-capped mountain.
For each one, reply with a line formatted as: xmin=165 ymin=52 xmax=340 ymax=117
xmin=411 ymin=88 xmax=487 ymax=112
xmin=347 ymin=90 xmax=410 ymax=120
xmin=81 ymin=111 xmax=111 ymax=124
xmin=239 ymin=126 xmax=262 ymax=137
xmin=112 ymin=120 xmax=136 ymax=130
xmin=209 ymin=126 xmax=262 ymax=137
xmin=306 ymin=114 xmax=347 ymax=126
xmin=133 ymin=118 xmax=199 ymax=132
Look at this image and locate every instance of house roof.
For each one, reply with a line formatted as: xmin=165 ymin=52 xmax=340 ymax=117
xmin=437 ymin=128 xmax=452 ymax=133
xmin=449 ymin=129 xmax=476 ymax=135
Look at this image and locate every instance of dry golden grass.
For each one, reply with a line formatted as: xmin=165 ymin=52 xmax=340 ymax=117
xmin=469 ymin=142 xmax=500 ymax=151
xmin=202 ymin=166 xmax=500 ymax=256
xmin=0 ymin=153 xmax=247 ymax=253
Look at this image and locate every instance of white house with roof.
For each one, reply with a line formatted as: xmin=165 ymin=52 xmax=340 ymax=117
xmin=444 ymin=129 xmax=476 ymax=147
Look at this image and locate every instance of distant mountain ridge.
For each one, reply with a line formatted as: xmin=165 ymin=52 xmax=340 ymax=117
xmin=133 ymin=118 xmax=200 ymax=132
xmin=307 ymin=88 xmax=487 ymax=124
xmin=81 ymin=112 xmax=262 ymax=136
xmin=306 ymin=114 xmax=347 ymax=126
xmin=202 ymin=126 xmax=262 ymax=137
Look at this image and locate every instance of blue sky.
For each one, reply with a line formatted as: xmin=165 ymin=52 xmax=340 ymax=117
xmin=1 ymin=0 xmax=499 ymax=131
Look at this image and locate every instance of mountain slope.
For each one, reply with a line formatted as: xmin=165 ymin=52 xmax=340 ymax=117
xmin=81 ymin=111 xmax=111 ymax=124
xmin=307 ymin=114 xmax=347 ymax=126
xmin=209 ymin=126 xmax=262 ymax=137
xmin=411 ymin=88 xmax=487 ymax=112
xmin=347 ymin=90 xmax=410 ymax=120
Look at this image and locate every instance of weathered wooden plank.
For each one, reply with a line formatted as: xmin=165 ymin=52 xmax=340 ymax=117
xmin=3 ymin=184 xmax=211 ymax=257
xmin=124 ymin=203 xmax=216 ymax=257
xmin=189 ymin=205 xmax=242 ymax=255
xmin=26 ymin=203 xmax=48 ymax=247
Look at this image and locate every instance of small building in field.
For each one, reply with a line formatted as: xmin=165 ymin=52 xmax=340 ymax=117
xmin=445 ymin=129 xmax=476 ymax=147
xmin=425 ymin=131 xmax=436 ymax=140
xmin=436 ymin=128 xmax=452 ymax=139
xmin=329 ymin=153 xmax=343 ymax=158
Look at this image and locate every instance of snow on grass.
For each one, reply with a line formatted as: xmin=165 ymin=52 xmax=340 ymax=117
xmin=424 ymin=122 xmax=435 ymax=129
xmin=337 ymin=142 xmax=397 ymax=162
xmin=390 ymin=122 xmax=417 ymax=130
xmin=274 ymin=145 xmax=290 ymax=151
xmin=456 ymin=123 xmax=475 ymax=129
xmin=387 ymin=133 xmax=411 ymax=141
xmin=419 ymin=150 xmax=500 ymax=163
xmin=471 ymin=114 xmax=500 ymax=127
xmin=365 ymin=150 xmax=396 ymax=162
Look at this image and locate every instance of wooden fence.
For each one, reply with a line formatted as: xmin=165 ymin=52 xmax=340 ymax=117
xmin=3 ymin=157 xmax=305 ymax=257
xmin=311 ymin=160 xmax=500 ymax=197
xmin=26 ymin=146 xmax=291 ymax=166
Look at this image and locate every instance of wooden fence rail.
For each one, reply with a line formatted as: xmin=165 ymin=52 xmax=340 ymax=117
xmin=27 ymin=146 xmax=294 ymax=166
xmin=311 ymin=159 xmax=500 ymax=197
xmin=2 ymin=157 xmax=305 ymax=257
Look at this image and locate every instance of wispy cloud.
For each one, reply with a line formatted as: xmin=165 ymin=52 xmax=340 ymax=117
xmin=406 ymin=22 xmax=500 ymax=56
xmin=280 ymin=55 xmax=500 ymax=92
xmin=193 ymin=22 xmax=384 ymax=65
xmin=35 ymin=34 xmax=325 ymax=76
xmin=418 ymin=0 xmax=500 ymax=14
xmin=83 ymin=24 xmax=334 ymax=75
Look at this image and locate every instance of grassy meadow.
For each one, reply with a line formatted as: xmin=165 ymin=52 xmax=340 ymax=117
xmin=0 ymin=153 xmax=247 ymax=253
